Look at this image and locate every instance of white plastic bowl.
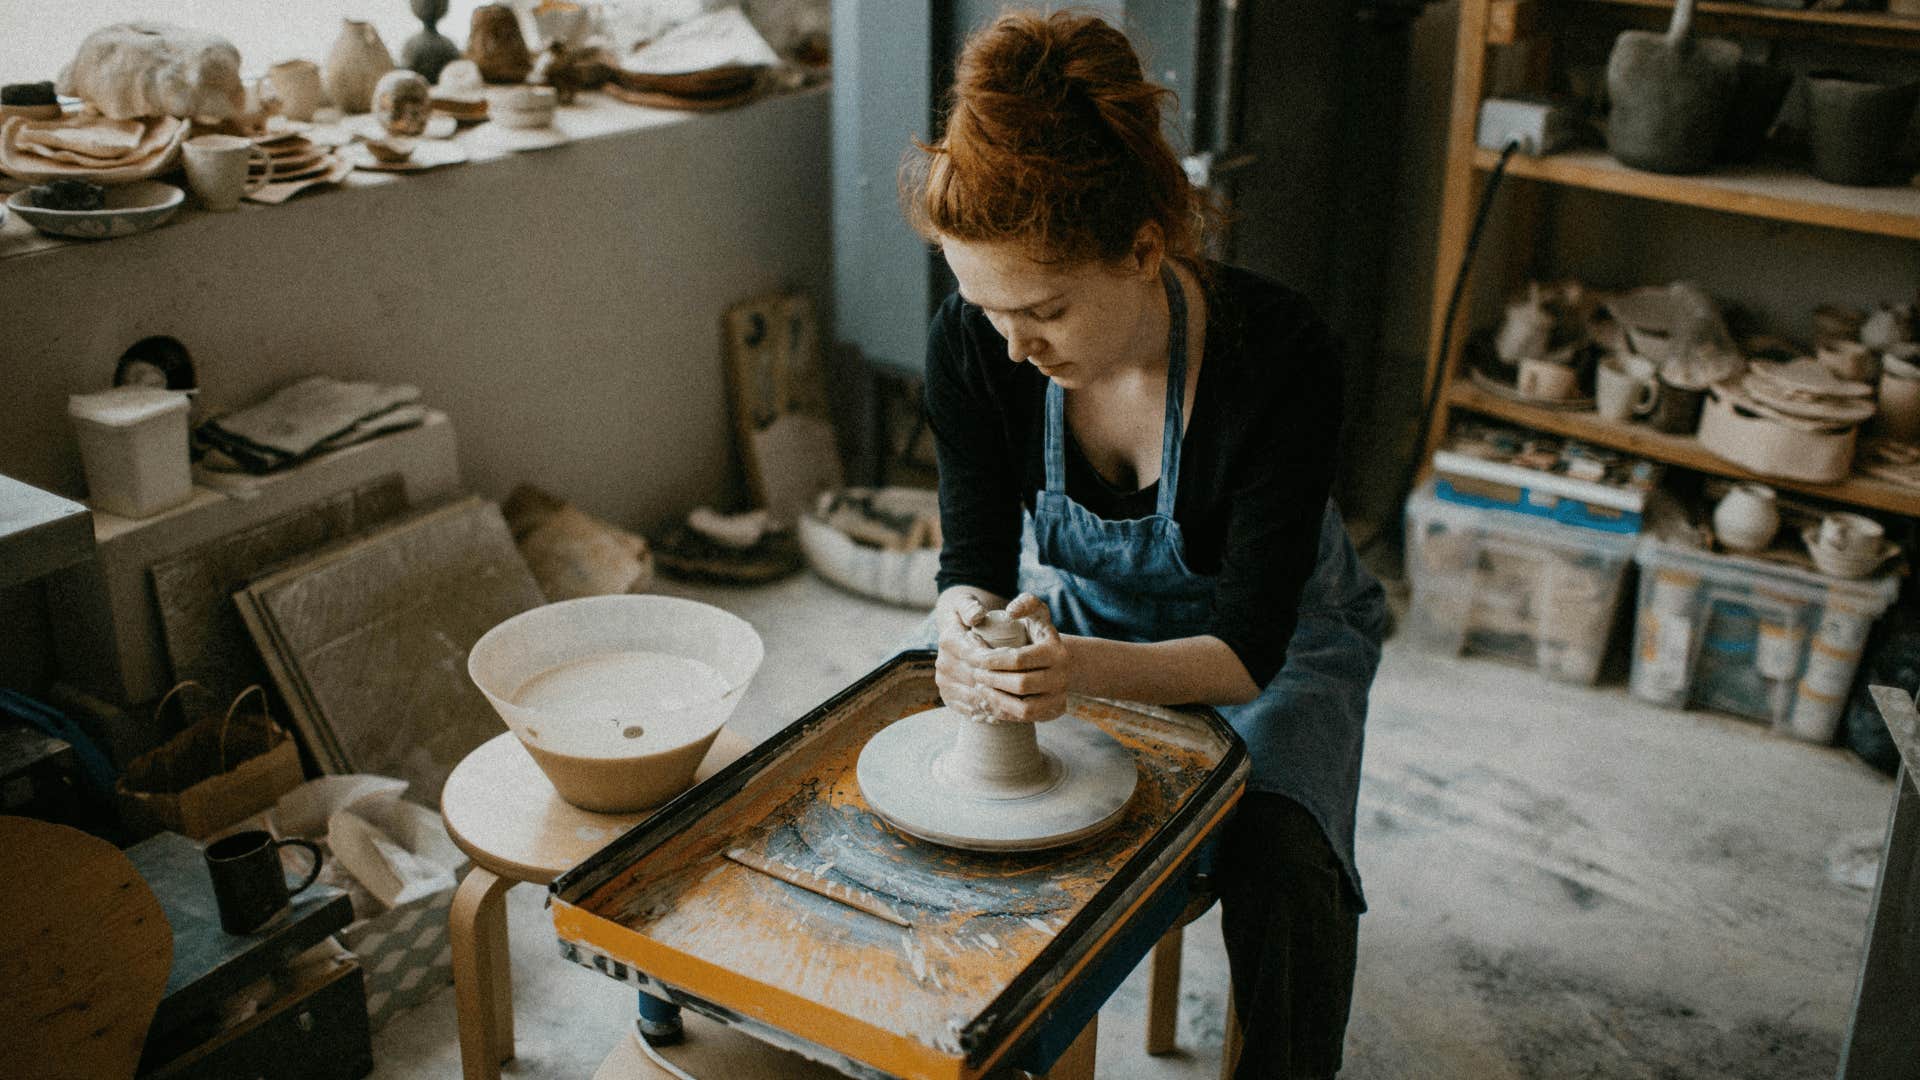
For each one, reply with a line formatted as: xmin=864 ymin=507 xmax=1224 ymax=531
xmin=468 ymin=595 xmax=763 ymax=812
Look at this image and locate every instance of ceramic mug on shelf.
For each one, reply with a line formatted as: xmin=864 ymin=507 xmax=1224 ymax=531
xmin=203 ymin=829 xmax=324 ymax=935
xmin=1877 ymin=350 xmax=1920 ymax=443
xmin=1595 ymin=353 xmax=1660 ymax=422
xmin=1516 ymin=356 xmax=1579 ymax=401
xmin=183 ymin=134 xmax=273 ymax=211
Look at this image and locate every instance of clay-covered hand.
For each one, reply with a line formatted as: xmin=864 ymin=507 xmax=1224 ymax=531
xmin=934 ymin=592 xmax=1069 ymax=724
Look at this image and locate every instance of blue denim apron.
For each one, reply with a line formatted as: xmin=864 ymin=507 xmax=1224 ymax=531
xmin=1020 ymin=264 xmax=1388 ymax=904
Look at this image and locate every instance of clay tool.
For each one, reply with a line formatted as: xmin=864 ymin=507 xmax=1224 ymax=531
xmin=724 ymin=847 xmax=912 ymax=928
xmin=856 ymin=609 xmax=1138 ymax=852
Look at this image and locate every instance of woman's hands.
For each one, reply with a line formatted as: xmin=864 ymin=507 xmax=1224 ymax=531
xmin=934 ymin=591 xmax=1071 ymax=724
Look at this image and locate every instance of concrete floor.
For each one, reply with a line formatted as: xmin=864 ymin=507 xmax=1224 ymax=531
xmin=369 ymin=572 xmax=1895 ymax=1078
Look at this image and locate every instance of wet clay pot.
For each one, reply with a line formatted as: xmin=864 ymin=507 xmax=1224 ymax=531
xmin=1606 ymin=0 xmax=1741 ymax=175
xmin=1805 ymin=72 xmax=1920 ymax=186
xmin=467 ymin=4 xmax=533 ymax=84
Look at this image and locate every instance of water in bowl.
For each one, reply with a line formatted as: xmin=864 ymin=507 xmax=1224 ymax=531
xmin=512 ymin=650 xmax=731 ymax=755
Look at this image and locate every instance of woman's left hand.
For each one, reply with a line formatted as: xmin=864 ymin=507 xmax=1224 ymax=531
xmin=972 ymin=593 xmax=1071 ymax=724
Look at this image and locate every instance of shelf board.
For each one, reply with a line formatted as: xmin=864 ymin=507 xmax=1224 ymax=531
xmin=1447 ymin=380 xmax=1920 ymax=516
xmin=1474 ymin=148 xmax=1920 ymax=240
xmin=1566 ymin=0 xmax=1920 ymax=48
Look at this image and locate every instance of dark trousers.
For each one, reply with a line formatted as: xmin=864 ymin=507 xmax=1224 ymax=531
xmin=1214 ymin=792 xmax=1362 ymax=1080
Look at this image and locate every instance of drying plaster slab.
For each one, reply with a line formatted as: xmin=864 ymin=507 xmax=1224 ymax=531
xmin=858 ymin=707 xmax=1139 ymax=852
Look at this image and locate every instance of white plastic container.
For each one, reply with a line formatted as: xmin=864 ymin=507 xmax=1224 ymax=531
xmin=67 ymin=387 xmax=193 ymax=519
xmin=1404 ymin=485 xmax=1639 ymax=684
xmin=1628 ymin=538 xmax=1899 ymax=743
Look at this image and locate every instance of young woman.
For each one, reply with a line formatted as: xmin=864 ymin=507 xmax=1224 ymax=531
xmin=900 ymin=11 xmax=1389 ymax=1078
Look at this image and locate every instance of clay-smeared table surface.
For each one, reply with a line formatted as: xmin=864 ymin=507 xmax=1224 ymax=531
xmin=549 ymin=653 xmax=1245 ymax=1080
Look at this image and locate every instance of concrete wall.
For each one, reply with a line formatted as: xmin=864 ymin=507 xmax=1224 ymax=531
xmin=0 ymin=87 xmax=835 ymax=694
xmin=0 ymin=87 xmax=834 ymax=527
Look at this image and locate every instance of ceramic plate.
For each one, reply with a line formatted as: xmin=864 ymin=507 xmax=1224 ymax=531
xmin=252 ymin=155 xmax=337 ymax=183
xmin=464 ymin=123 xmax=570 ymax=154
xmin=339 ymin=140 xmax=469 ymax=172
xmin=6 ymin=179 xmax=183 ymax=239
xmin=346 ymin=113 xmax=458 ymax=141
xmin=254 ymin=149 xmax=325 ymax=175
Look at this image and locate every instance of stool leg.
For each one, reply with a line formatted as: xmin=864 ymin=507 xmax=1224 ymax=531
xmin=451 ymin=866 xmax=516 ymax=1080
xmin=1145 ymin=925 xmax=1184 ymax=1054
xmin=1218 ymin=994 xmax=1241 ymax=1080
xmin=1045 ymin=1014 xmax=1097 ymax=1080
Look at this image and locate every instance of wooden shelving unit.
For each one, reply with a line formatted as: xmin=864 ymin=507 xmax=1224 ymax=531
xmin=1448 ymin=381 xmax=1920 ymax=515
xmin=1421 ymin=0 xmax=1920 ymax=519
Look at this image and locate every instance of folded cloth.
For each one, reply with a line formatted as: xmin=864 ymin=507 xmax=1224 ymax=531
xmin=196 ymin=376 xmax=423 ymax=474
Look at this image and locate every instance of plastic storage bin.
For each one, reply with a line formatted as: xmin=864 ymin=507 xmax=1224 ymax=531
xmin=1404 ymin=486 xmax=1639 ymax=684
xmin=1628 ymin=538 xmax=1899 ymax=743
xmin=67 ymin=387 xmax=192 ymax=519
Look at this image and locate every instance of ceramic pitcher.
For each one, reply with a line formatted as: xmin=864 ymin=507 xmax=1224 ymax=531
xmin=325 ymin=19 xmax=397 ymax=114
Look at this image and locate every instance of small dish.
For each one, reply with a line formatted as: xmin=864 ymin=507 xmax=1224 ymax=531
xmin=340 ymin=139 xmax=468 ymax=172
xmin=6 ymin=179 xmax=183 ymax=239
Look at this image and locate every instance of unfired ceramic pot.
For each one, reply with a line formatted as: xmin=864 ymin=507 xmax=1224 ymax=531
xmin=467 ymin=4 xmax=533 ymax=84
xmin=326 ymin=19 xmax=397 ymax=113
xmin=1805 ymin=72 xmax=1920 ymax=187
xmin=1712 ymin=483 xmax=1780 ymax=552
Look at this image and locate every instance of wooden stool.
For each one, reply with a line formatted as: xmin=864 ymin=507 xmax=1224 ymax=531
xmin=442 ymin=729 xmax=752 ymax=1080
xmin=1145 ymin=893 xmax=1242 ymax=1079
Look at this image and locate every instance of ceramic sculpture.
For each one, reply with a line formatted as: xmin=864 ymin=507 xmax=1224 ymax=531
xmin=1604 ymin=0 xmax=1739 ymax=174
xmin=372 ymin=70 xmax=431 ymax=136
xmin=57 ymin=22 xmax=245 ymax=123
xmin=468 ymin=4 xmax=534 ymax=84
xmin=326 ymin=20 xmax=397 ymax=114
xmin=402 ymin=0 xmax=464 ymax=82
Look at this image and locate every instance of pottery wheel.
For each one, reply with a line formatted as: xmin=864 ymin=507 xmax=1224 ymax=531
xmin=857 ymin=706 xmax=1138 ymax=852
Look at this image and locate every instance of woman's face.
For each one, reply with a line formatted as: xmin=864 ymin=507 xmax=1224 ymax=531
xmin=940 ymin=235 xmax=1163 ymax=388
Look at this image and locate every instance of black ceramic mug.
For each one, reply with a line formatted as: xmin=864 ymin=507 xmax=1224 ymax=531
xmin=204 ymin=830 xmax=324 ymax=935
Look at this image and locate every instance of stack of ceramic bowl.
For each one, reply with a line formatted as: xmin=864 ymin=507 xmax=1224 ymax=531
xmin=1739 ymin=359 xmax=1877 ymax=428
xmin=252 ymin=131 xmax=339 ymax=185
xmin=0 ymin=114 xmax=187 ymax=184
xmin=1802 ymin=512 xmax=1899 ymax=579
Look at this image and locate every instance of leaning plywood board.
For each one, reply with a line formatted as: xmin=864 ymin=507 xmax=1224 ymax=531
xmin=725 ymin=293 xmax=843 ymax=528
xmin=236 ymin=497 xmax=545 ymax=804
xmin=152 ymin=474 xmax=408 ymax=706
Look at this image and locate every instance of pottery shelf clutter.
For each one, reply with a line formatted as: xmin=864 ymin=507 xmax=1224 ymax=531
xmin=1421 ymin=0 xmax=1920 ymax=527
xmin=1 ymin=8 xmax=810 ymax=238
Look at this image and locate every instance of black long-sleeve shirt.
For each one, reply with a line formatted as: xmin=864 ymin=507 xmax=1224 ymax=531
xmin=923 ymin=261 xmax=1344 ymax=687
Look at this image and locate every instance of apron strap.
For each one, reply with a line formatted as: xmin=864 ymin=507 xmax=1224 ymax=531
xmin=1156 ymin=262 xmax=1189 ymax=520
xmin=1042 ymin=262 xmax=1193 ymax=511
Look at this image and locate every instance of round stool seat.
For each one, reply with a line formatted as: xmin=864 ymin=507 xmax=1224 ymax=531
xmin=442 ymin=733 xmax=651 ymax=885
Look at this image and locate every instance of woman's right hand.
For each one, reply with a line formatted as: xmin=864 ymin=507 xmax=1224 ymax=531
xmin=934 ymin=590 xmax=1000 ymax=721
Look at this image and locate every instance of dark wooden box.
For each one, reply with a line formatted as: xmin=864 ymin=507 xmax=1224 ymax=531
xmin=145 ymin=958 xmax=373 ymax=1080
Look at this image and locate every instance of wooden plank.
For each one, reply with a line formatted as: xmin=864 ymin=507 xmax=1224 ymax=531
xmin=1568 ymin=0 xmax=1920 ymax=51
xmin=1421 ymin=0 xmax=1497 ymax=470
xmin=1476 ymin=147 xmax=1920 ymax=241
xmin=1447 ymin=380 xmax=1920 ymax=517
xmin=724 ymin=293 xmax=843 ymax=529
xmin=1143 ymin=926 xmax=1183 ymax=1055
